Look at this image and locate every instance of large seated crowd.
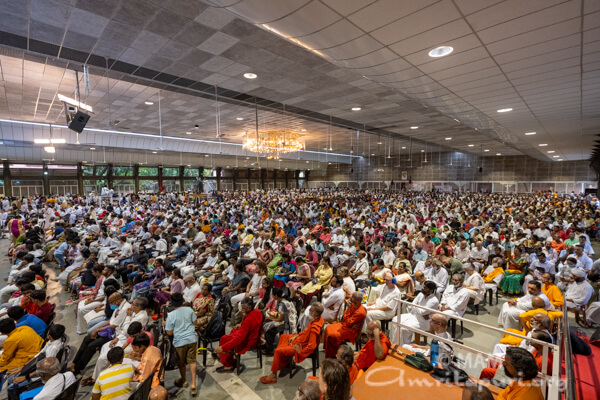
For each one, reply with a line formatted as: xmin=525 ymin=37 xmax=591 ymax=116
xmin=0 ymin=188 xmax=598 ymax=400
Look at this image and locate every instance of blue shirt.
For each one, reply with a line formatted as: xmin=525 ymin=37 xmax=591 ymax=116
xmin=165 ymin=306 xmax=197 ymax=347
xmin=412 ymin=249 xmax=428 ymax=262
xmin=17 ymin=314 xmax=47 ymax=338
xmin=55 ymin=242 xmax=69 ymax=256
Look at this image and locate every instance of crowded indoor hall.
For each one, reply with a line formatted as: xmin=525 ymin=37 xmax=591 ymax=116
xmin=0 ymin=1 xmax=599 ymax=400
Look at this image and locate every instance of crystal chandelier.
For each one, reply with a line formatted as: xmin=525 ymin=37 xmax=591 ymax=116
xmin=243 ymin=130 xmax=303 ymax=159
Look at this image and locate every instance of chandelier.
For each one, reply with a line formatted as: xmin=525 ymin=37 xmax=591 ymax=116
xmin=243 ymin=130 xmax=303 ymax=159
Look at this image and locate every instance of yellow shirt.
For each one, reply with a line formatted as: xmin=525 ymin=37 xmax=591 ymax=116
xmin=0 ymin=326 xmax=43 ymax=371
xmin=542 ymin=283 xmax=564 ymax=308
xmin=497 ymin=380 xmax=544 ymax=400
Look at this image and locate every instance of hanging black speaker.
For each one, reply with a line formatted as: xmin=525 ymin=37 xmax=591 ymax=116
xmin=68 ymin=111 xmax=90 ymax=133
xmin=479 ymin=167 xmax=483 ymax=173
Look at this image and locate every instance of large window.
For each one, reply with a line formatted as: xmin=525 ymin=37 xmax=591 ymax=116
xmin=12 ymin=180 xmax=43 ymax=197
xmin=162 ymin=167 xmax=179 ymax=177
xmin=82 ymin=166 xmax=94 ymax=176
xmin=139 ymin=180 xmax=158 ymax=193
xmin=139 ymin=167 xmax=158 ymax=176
xmin=183 ymin=180 xmax=199 ymax=192
xmin=114 ymin=179 xmax=134 ymax=194
xmin=163 ymin=180 xmax=180 ymax=192
xmin=83 ymin=179 xmax=107 ymax=195
xmin=49 ymin=179 xmax=78 ymax=196
xmin=113 ymin=166 xmax=133 ymax=176
xmin=184 ymin=168 xmax=199 ymax=177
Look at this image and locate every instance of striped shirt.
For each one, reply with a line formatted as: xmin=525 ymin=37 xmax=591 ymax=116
xmin=92 ymin=363 xmax=134 ymax=400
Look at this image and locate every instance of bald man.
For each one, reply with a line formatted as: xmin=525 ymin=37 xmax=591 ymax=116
xmin=149 ymin=385 xmax=168 ymax=400
xmin=349 ymin=321 xmax=391 ymax=378
xmin=72 ymin=292 xmax=131 ymax=377
xmin=323 ymin=291 xmax=367 ymax=358
xmin=402 ymin=313 xmax=453 ymax=363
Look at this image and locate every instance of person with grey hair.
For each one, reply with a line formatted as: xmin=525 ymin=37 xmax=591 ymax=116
xmin=439 ymin=274 xmax=471 ymax=317
xmin=21 ymin=357 xmax=76 ymax=400
xmin=297 ymin=377 xmax=322 ymax=400
xmin=463 ymin=263 xmax=485 ymax=304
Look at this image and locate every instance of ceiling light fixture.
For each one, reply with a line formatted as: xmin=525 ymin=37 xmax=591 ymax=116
xmin=445 ymin=137 xmax=452 ymax=140
xmin=410 ymin=126 xmax=418 ymax=130
xmin=244 ymin=130 xmax=303 ymax=159
xmin=377 ymin=142 xmax=382 ymax=145
xmin=185 ymin=132 xmax=191 ymax=135
xmin=547 ymin=151 xmax=555 ymax=153
xmin=539 ymin=144 xmax=548 ymax=147
xmin=421 ymin=150 xmax=425 ymax=152
xmin=243 ymin=73 xmax=257 ymax=79
xmin=236 ymin=117 xmax=244 ymax=121
xmin=553 ymin=155 xmax=559 ymax=158
xmin=301 ymin=129 xmax=306 ymax=132
xmin=484 ymin=149 xmax=490 ymax=152
xmin=525 ymin=132 xmax=536 ymax=135
xmin=497 ymin=108 xmax=513 ymax=113
xmin=90 ymin=147 xmax=95 ymax=150
xmin=187 ymin=164 xmax=191 ymax=166
xmin=402 ymin=146 xmax=406 ymax=149
xmin=558 ymin=159 xmax=563 ymax=161
xmin=57 ymin=94 xmax=93 ymax=113
xmin=152 ymin=151 xmax=157 ymax=154
xmin=428 ymin=46 xmax=453 ymax=58
xmin=205 ymin=154 xmax=210 ymax=157
xmin=144 ymin=101 xmax=154 ymax=105
xmin=468 ymin=144 xmax=474 ymax=147
xmin=351 ymin=107 xmax=361 ymax=111
xmin=44 ymin=146 xmax=56 ymax=153
xmin=496 ymin=153 xmax=501 ymax=156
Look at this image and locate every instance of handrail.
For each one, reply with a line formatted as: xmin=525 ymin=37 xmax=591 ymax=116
xmin=562 ymin=298 xmax=577 ymax=400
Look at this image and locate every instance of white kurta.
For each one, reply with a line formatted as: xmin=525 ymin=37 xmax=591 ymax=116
xmin=464 ymin=272 xmax=485 ymax=303
xmin=440 ymin=286 xmax=471 ymax=317
xmin=390 ymin=292 xmax=440 ymax=345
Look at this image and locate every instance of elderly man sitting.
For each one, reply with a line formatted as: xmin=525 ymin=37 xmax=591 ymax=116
xmin=350 ymin=321 xmax=391 ymax=378
xmin=17 ymin=357 xmax=76 ymax=400
xmin=363 ymin=272 xmax=400 ymax=330
xmin=463 ymin=263 xmax=485 ymax=304
xmin=439 ymin=274 xmax=471 ymax=318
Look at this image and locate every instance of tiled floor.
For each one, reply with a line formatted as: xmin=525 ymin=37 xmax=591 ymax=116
xmin=0 ymin=237 xmax=595 ymax=399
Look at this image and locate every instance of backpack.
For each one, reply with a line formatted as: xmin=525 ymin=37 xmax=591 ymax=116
xmin=206 ymin=310 xmax=226 ymax=340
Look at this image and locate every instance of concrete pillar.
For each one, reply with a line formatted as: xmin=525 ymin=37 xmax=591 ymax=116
xmin=157 ymin=167 xmax=163 ymax=192
xmin=216 ymin=167 xmax=222 ymax=191
xmin=285 ymin=170 xmax=289 ymax=188
xmin=42 ymin=162 xmax=50 ymax=196
xmin=179 ymin=166 xmax=185 ymax=192
xmin=3 ymin=160 xmax=12 ymax=197
xmin=199 ymin=167 xmax=205 ymax=193
xmin=107 ymin=163 xmax=114 ymax=189
xmin=232 ymin=168 xmax=238 ymax=191
xmin=77 ymin=162 xmax=84 ymax=195
xmin=247 ymin=168 xmax=251 ymax=189
xmin=133 ymin=165 xmax=140 ymax=193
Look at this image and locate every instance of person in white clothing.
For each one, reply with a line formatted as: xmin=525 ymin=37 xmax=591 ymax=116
xmin=426 ymin=259 xmax=449 ymax=295
xmin=30 ymin=357 xmax=76 ymax=400
xmin=321 ymin=275 xmax=345 ymax=322
xmin=182 ymin=276 xmax=202 ymax=304
xmin=230 ymin=263 xmax=266 ymax=325
xmin=463 ymin=263 xmax=485 ymax=304
xmin=390 ymin=280 xmax=439 ymax=345
xmin=439 ymin=274 xmax=471 ymax=318
xmin=349 ymin=251 xmax=370 ymax=283
xmin=402 ymin=313 xmax=453 ymax=363
xmin=497 ymin=281 xmax=550 ymax=330
xmin=339 ymin=267 xmax=356 ymax=298
xmin=565 ymin=268 xmax=594 ymax=308
xmin=363 ymin=272 xmax=401 ymax=330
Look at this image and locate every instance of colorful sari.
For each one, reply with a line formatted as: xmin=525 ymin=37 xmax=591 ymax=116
xmin=499 ymin=256 xmax=527 ymax=295
xmin=192 ymin=294 xmax=214 ymax=330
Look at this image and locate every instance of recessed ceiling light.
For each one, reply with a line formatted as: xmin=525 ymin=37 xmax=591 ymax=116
xmin=306 ymin=161 xmax=310 ymax=163
xmin=185 ymin=132 xmax=191 ymax=135
xmin=187 ymin=164 xmax=191 ymax=166
xmin=351 ymin=107 xmax=361 ymax=111
xmin=445 ymin=137 xmax=452 ymax=140
xmin=421 ymin=150 xmax=425 ymax=152
xmin=371 ymin=154 xmax=375 ymax=156
xmin=428 ymin=46 xmax=453 ymax=58
xmin=401 ymin=146 xmax=406 ymax=149
xmin=328 ymin=162 xmax=332 ymax=165
xmin=496 ymin=153 xmax=501 ymax=156
xmin=410 ymin=126 xmax=418 ymax=130
xmin=553 ymin=155 xmax=559 ymax=158
xmin=484 ymin=149 xmax=490 ymax=152
xmin=468 ymin=144 xmax=474 ymax=147
xmin=377 ymin=142 xmax=382 ymax=145
xmin=301 ymin=129 xmax=306 ymax=132
xmin=525 ymin=132 xmax=536 ymax=135
xmin=236 ymin=117 xmax=244 ymax=121
xmin=243 ymin=73 xmax=257 ymax=79
xmin=90 ymin=147 xmax=95 ymax=150
xmin=152 ymin=151 xmax=157 ymax=154
xmin=497 ymin=108 xmax=513 ymax=113
xmin=558 ymin=159 xmax=563 ymax=161
xmin=547 ymin=151 xmax=555 ymax=153
xmin=539 ymin=144 xmax=548 ymax=147
xmin=453 ymin=118 xmax=460 ymax=122
xmin=144 ymin=101 xmax=154 ymax=105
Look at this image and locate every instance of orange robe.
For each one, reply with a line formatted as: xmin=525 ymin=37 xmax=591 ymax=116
xmin=271 ymin=317 xmax=324 ymax=372
xmin=542 ymin=283 xmax=564 ymax=308
xmin=324 ymin=304 xmax=366 ymax=358
xmin=219 ymin=309 xmax=263 ymax=368
xmin=351 ymin=332 xmax=391 ymax=374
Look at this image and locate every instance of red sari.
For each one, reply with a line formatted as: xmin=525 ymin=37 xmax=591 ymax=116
xmin=219 ymin=309 xmax=263 ymax=368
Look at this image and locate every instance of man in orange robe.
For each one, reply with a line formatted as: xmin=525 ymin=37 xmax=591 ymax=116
xmin=349 ymin=320 xmax=391 ymax=377
xmin=259 ymin=303 xmax=324 ymax=384
xmin=324 ymin=291 xmax=366 ymax=358
xmin=215 ymin=297 xmax=263 ymax=372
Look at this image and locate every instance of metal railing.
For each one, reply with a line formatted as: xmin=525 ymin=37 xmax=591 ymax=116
xmin=561 ymin=298 xmax=577 ymax=400
xmin=392 ymin=298 xmax=562 ymax=400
